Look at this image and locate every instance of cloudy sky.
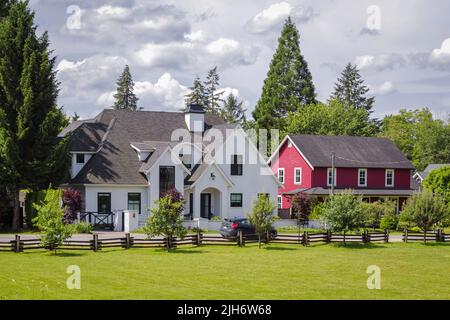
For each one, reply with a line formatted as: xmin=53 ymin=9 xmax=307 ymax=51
xmin=28 ymin=0 xmax=450 ymax=120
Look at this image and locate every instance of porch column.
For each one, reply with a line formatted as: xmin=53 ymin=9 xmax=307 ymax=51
xmin=220 ymin=189 xmax=228 ymax=219
xmin=192 ymin=188 xmax=201 ymax=219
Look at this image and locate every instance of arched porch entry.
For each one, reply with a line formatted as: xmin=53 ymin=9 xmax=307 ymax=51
xmin=198 ymin=187 xmax=222 ymax=220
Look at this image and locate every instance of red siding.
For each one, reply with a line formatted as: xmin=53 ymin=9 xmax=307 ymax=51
xmin=271 ymin=141 xmax=313 ymax=208
xmin=271 ymin=138 xmax=413 ymax=209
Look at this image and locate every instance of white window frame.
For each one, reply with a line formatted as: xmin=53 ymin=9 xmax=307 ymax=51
xmin=294 ymin=167 xmax=302 ymax=185
xmin=358 ymin=168 xmax=367 ymax=187
xmin=278 ymin=196 xmax=283 ymax=209
xmin=327 ymin=168 xmax=337 ymax=187
xmin=278 ymin=168 xmax=285 ymax=184
xmin=385 ymin=169 xmax=395 ymax=187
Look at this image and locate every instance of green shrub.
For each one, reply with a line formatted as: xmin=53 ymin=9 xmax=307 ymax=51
xmin=319 ymin=191 xmax=366 ymax=244
xmin=310 ymin=202 xmax=324 ymax=220
xmin=211 ymin=215 xmax=221 ymax=222
xmin=400 ymin=190 xmax=449 ymax=234
xmin=71 ymin=222 xmax=93 ymax=234
xmin=32 ymin=189 xmax=73 ymax=253
xmin=380 ymin=211 xmax=399 ymax=230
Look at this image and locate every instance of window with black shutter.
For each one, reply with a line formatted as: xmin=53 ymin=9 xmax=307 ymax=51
xmin=231 ymin=155 xmax=243 ymax=176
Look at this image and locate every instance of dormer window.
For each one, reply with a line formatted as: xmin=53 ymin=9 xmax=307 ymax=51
xmin=76 ymin=154 xmax=85 ymax=164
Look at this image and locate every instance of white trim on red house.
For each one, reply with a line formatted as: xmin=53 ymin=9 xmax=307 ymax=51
xmin=267 ymin=135 xmax=315 ymax=170
xmin=385 ymin=169 xmax=395 ymax=187
xmin=358 ymin=168 xmax=368 ymax=187
xmin=278 ymin=168 xmax=285 ymax=184
xmin=327 ymin=168 xmax=337 ymax=187
xmin=294 ymin=167 xmax=302 ymax=185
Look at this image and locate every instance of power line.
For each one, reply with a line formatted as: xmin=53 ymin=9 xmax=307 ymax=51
xmin=334 ymin=155 xmax=411 ymax=165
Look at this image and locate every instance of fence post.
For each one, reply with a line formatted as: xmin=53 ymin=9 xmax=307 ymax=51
xmin=238 ymin=230 xmax=244 ymax=247
xmin=362 ymin=229 xmax=368 ymax=244
xmin=197 ymin=231 xmax=202 ymax=246
xmin=302 ymin=231 xmax=309 ymax=246
xmin=384 ymin=229 xmax=389 ymax=243
xmin=437 ymin=229 xmax=443 ymax=242
xmin=404 ymin=229 xmax=408 ymax=243
xmin=92 ymin=234 xmax=99 ymax=252
xmin=326 ymin=230 xmax=331 ymax=244
xmin=125 ymin=233 xmax=131 ymax=249
xmin=14 ymin=235 xmax=21 ymax=253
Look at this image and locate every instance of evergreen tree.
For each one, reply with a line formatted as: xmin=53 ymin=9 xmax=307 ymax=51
xmin=220 ymin=93 xmax=247 ymax=125
xmin=0 ymin=0 xmax=15 ymax=19
xmin=0 ymin=1 xmax=69 ymax=230
xmin=184 ymin=76 xmax=207 ymax=106
xmin=252 ymin=17 xmax=317 ymax=131
xmin=204 ymin=66 xmax=224 ymax=114
xmin=330 ymin=63 xmax=375 ymax=112
xmin=113 ymin=65 xmax=139 ymax=111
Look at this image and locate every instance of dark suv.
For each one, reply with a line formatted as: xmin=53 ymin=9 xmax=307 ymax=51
xmin=220 ymin=218 xmax=277 ymax=240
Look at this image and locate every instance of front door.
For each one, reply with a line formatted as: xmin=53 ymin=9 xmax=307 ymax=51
xmin=200 ymin=193 xmax=211 ymax=219
xmin=98 ymin=193 xmax=111 ymax=214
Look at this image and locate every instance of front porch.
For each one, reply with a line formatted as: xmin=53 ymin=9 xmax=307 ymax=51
xmin=184 ymin=187 xmax=226 ymax=221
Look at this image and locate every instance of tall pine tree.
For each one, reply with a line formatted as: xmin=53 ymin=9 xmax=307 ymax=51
xmin=0 ymin=1 xmax=69 ymax=230
xmin=252 ymin=17 xmax=316 ymax=131
xmin=0 ymin=0 xmax=15 ymax=19
xmin=185 ymin=76 xmax=207 ymax=106
xmin=330 ymin=63 xmax=375 ymax=112
xmin=113 ymin=65 xmax=139 ymax=111
xmin=204 ymin=66 xmax=224 ymax=115
xmin=220 ymin=93 xmax=247 ymax=125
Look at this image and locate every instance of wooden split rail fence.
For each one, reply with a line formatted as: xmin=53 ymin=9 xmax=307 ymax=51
xmin=402 ymin=229 xmax=448 ymax=243
xmin=1 ymin=229 xmax=427 ymax=253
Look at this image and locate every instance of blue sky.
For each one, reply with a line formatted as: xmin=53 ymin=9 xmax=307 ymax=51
xmin=29 ymin=0 xmax=450 ymax=120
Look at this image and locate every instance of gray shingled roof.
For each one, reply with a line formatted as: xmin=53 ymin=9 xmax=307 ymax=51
xmin=62 ymin=109 xmax=224 ymax=185
xmin=289 ymin=135 xmax=414 ymax=169
xmin=418 ymin=164 xmax=450 ymax=180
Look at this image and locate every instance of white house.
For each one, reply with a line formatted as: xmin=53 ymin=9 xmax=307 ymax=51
xmin=59 ymin=105 xmax=280 ymax=231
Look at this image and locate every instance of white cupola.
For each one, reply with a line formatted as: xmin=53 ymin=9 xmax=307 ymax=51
xmin=184 ymin=104 xmax=205 ymax=133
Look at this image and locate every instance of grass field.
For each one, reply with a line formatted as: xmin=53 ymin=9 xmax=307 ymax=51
xmin=0 ymin=242 xmax=449 ymax=300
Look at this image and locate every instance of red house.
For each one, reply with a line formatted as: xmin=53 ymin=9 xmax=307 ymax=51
xmin=268 ymin=135 xmax=416 ymax=214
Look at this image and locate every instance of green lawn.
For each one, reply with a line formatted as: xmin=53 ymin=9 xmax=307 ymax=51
xmin=0 ymin=242 xmax=449 ymax=300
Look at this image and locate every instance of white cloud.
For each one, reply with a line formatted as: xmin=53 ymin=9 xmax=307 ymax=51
xmin=57 ymin=59 xmax=86 ymax=72
xmin=133 ymin=38 xmax=258 ymax=70
xmin=184 ymin=30 xmax=206 ymax=42
xmin=62 ymin=4 xmax=190 ymax=44
xmin=355 ymin=54 xmax=405 ymax=71
xmin=95 ymin=6 xmax=131 ymax=19
xmin=245 ymin=2 xmax=315 ymax=34
xmin=97 ymin=73 xmax=189 ymax=111
xmin=431 ymin=38 xmax=450 ymax=64
xmin=206 ymin=38 xmax=239 ymax=55
xmin=369 ymin=81 xmax=396 ymax=95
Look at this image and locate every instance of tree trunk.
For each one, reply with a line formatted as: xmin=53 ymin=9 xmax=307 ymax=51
xmin=424 ymin=229 xmax=427 ymax=244
xmin=12 ymin=188 xmax=21 ymax=232
xmin=258 ymin=234 xmax=261 ymax=249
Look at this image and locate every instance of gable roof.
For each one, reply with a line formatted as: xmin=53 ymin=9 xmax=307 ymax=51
xmin=285 ymin=135 xmax=414 ymax=169
xmin=416 ymin=164 xmax=450 ymax=181
xmin=62 ymin=109 xmax=224 ymax=185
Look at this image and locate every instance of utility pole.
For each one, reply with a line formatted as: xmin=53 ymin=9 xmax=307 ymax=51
xmin=331 ymin=152 xmax=336 ymax=195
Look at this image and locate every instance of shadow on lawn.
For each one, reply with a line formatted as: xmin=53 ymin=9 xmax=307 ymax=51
xmin=330 ymin=243 xmax=388 ymax=249
xmin=264 ymin=246 xmax=298 ymax=251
